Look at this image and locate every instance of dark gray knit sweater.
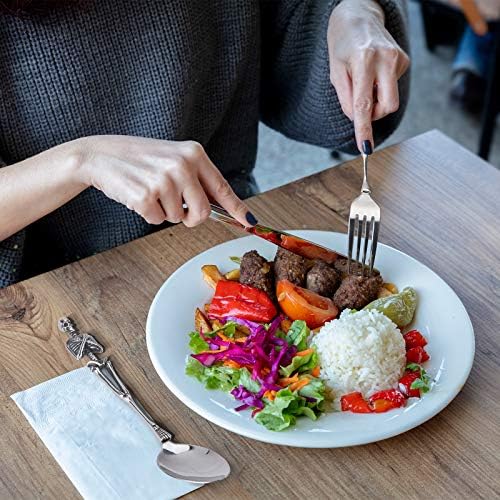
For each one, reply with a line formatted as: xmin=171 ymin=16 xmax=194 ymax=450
xmin=0 ymin=0 xmax=408 ymax=288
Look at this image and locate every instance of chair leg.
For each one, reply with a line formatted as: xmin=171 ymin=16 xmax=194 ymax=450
xmin=478 ymin=27 xmax=500 ymax=161
xmin=420 ymin=2 xmax=437 ymax=52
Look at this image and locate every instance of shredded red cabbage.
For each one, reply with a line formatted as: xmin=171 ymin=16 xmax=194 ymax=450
xmin=267 ymin=314 xmax=283 ymax=335
xmin=231 ymin=385 xmax=264 ymax=409
xmin=235 ymin=404 xmax=249 ymax=412
xmin=191 ymin=314 xmax=307 ymax=412
xmin=226 ymin=316 xmax=263 ymax=335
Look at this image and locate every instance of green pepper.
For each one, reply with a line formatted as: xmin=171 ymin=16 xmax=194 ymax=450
xmin=364 ymin=286 xmax=417 ymax=327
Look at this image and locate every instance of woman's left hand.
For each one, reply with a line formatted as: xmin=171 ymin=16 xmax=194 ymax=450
xmin=327 ymin=0 xmax=410 ymax=152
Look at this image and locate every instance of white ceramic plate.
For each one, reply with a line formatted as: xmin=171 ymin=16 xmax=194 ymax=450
xmin=146 ymin=231 xmax=474 ymax=448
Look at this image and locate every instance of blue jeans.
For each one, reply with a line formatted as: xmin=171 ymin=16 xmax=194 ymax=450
xmin=453 ymin=26 xmax=495 ymax=78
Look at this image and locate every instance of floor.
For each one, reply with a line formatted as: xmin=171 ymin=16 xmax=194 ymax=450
xmin=253 ymin=2 xmax=500 ymax=192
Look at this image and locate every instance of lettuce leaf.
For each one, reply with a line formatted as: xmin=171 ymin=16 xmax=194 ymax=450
xmin=239 ymin=367 xmax=261 ymax=392
xmin=279 ymin=350 xmax=318 ymax=378
xmin=185 ymin=358 xmax=240 ymax=391
xmin=254 ymin=390 xmax=298 ymax=431
xmin=188 ymin=331 xmax=209 ymax=354
xmin=254 ymin=387 xmax=322 ymax=431
xmin=286 ymin=320 xmax=309 ymax=351
xmin=298 ymin=377 xmax=326 ymax=408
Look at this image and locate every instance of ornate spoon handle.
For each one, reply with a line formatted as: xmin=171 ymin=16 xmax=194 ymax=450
xmin=58 ymin=317 xmax=175 ymax=444
xmin=87 ymin=359 xmax=174 ymax=443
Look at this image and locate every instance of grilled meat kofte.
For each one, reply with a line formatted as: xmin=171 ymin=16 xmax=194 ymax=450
xmin=240 ymin=250 xmax=275 ymax=299
xmin=306 ymin=261 xmax=341 ymax=297
xmin=273 ymin=247 xmax=308 ymax=287
xmin=333 ymin=257 xmax=380 ymax=278
xmin=333 ymin=274 xmax=384 ymax=310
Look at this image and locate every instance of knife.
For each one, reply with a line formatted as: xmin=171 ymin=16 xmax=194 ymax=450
xmin=208 ymin=204 xmax=347 ymax=263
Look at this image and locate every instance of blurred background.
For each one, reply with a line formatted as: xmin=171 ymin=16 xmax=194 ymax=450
xmin=254 ymin=0 xmax=500 ymax=192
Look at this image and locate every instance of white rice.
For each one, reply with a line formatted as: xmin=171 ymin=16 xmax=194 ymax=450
xmin=312 ymin=309 xmax=405 ymax=408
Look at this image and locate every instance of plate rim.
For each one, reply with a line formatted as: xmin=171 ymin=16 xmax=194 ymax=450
xmin=146 ymin=230 xmax=475 ymax=448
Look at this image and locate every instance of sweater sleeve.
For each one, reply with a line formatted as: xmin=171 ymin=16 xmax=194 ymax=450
xmin=0 ymin=157 xmax=25 ymax=288
xmin=259 ymin=0 xmax=410 ymax=154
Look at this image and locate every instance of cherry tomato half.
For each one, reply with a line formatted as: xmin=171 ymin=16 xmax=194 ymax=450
xmin=276 ymin=279 xmax=339 ymax=329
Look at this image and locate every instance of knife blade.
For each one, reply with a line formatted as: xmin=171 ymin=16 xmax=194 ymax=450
xmin=208 ymin=204 xmax=347 ymax=263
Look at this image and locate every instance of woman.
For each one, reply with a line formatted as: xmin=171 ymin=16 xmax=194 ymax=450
xmin=0 ymin=0 xmax=409 ymax=288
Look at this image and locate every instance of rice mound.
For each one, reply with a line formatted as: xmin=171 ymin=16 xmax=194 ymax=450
xmin=312 ymin=309 xmax=406 ymax=407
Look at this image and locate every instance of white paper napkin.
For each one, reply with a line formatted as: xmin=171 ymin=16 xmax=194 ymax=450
xmin=11 ymin=367 xmax=202 ymax=500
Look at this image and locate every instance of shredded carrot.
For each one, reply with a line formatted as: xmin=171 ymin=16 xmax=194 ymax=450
xmin=199 ymin=346 xmax=228 ymax=354
xmin=261 ymin=367 xmax=271 ymax=376
xmin=278 ymin=374 xmax=299 ymax=387
xmin=296 ymin=348 xmax=314 ymax=357
xmin=263 ymin=390 xmax=277 ymax=401
xmin=234 ymin=337 xmax=246 ymax=343
xmin=223 ymin=360 xmax=242 ymax=369
xmin=280 ymin=319 xmax=292 ymax=333
xmin=311 ymin=366 xmax=320 ymax=377
xmin=217 ymin=331 xmax=234 ymax=343
xmin=289 ymin=378 xmax=310 ymax=392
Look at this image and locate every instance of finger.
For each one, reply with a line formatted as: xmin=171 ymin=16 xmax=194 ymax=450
xmin=199 ymin=163 xmax=257 ymax=227
xmin=181 ymin=179 xmax=211 ymax=227
xmin=132 ymin=191 xmax=166 ymax=225
xmin=351 ymin=64 xmax=375 ymax=152
xmin=158 ymin=182 xmax=184 ymax=224
xmin=330 ymin=64 xmax=353 ymax=120
xmin=372 ymin=73 xmax=399 ymax=121
xmin=396 ymin=50 xmax=410 ymax=79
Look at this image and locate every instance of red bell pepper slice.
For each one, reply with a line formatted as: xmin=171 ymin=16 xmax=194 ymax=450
xmin=247 ymin=226 xmax=282 ymax=246
xmin=280 ymin=235 xmax=338 ymax=264
xmin=406 ymin=346 xmax=430 ymax=364
xmin=340 ymin=392 xmax=372 ymax=413
xmin=369 ymin=389 xmax=406 ymax=413
xmin=208 ymin=280 xmax=277 ymax=322
xmin=403 ymin=330 xmax=428 ymax=350
xmin=399 ymin=371 xmax=421 ymax=398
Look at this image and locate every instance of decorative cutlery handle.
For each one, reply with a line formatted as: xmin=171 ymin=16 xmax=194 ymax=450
xmin=87 ymin=359 xmax=173 ymax=443
xmin=208 ymin=203 xmax=245 ymax=229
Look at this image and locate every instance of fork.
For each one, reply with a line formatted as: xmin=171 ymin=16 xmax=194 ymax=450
xmin=347 ymin=140 xmax=381 ymax=276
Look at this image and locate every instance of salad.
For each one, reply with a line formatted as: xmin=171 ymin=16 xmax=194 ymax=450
xmin=186 ymin=314 xmax=325 ymax=431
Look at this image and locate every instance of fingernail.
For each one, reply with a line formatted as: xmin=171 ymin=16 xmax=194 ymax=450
xmin=362 ymin=140 xmax=373 ymax=155
xmin=246 ymin=211 xmax=258 ymax=226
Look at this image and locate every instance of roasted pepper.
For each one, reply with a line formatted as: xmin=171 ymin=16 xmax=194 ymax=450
xmin=208 ymin=280 xmax=277 ymax=322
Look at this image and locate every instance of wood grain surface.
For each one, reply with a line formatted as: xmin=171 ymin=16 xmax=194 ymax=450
xmin=0 ymin=130 xmax=499 ymax=499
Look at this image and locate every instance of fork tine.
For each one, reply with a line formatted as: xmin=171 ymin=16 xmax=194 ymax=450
xmin=355 ymin=215 xmax=362 ymax=270
xmin=347 ymin=217 xmax=356 ymax=274
xmin=360 ymin=216 xmax=371 ymax=275
xmin=368 ymin=220 xmax=380 ymax=274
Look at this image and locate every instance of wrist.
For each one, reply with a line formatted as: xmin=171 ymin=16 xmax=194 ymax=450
xmin=333 ymin=0 xmax=385 ymax=25
xmin=60 ymin=137 xmax=93 ymax=189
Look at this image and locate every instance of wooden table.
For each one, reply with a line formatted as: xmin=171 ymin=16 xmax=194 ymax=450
xmin=1 ymin=130 xmax=499 ymax=499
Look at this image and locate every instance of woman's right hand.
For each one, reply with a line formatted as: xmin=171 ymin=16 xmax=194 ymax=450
xmin=74 ymin=135 xmax=256 ymax=227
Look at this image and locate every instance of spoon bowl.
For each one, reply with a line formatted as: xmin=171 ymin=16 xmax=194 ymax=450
xmin=157 ymin=441 xmax=231 ymax=484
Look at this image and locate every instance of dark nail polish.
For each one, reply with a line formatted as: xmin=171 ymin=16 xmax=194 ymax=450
xmin=362 ymin=140 xmax=373 ymax=155
xmin=246 ymin=211 xmax=258 ymax=226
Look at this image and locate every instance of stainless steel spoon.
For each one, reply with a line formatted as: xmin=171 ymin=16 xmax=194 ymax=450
xmin=58 ymin=317 xmax=230 ymax=484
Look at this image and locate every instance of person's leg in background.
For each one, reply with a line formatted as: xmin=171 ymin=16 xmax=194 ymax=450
xmin=450 ymin=26 xmax=495 ymax=112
